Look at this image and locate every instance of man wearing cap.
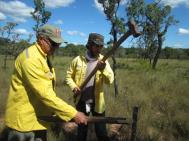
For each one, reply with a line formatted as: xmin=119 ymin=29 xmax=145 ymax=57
xmin=4 ymin=24 xmax=87 ymax=141
xmin=66 ymin=33 xmax=114 ymax=141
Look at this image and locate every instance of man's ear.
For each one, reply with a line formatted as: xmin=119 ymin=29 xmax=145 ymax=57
xmin=37 ymin=35 xmax=46 ymax=46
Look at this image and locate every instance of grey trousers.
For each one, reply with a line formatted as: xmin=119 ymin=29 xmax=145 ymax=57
xmin=3 ymin=127 xmax=47 ymax=141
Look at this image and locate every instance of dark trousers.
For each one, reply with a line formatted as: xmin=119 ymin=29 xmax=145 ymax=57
xmin=76 ymin=102 xmax=109 ymax=141
xmin=1 ymin=127 xmax=47 ymax=141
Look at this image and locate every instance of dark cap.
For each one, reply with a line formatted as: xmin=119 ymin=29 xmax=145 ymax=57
xmin=87 ymin=33 xmax=104 ymax=46
xmin=38 ymin=24 xmax=63 ymax=44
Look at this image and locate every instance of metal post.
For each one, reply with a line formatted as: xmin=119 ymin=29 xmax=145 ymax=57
xmin=130 ymin=106 xmax=139 ymax=141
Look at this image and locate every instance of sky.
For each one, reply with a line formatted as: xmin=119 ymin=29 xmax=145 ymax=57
xmin=0 ymin=0 xmax=189 ymax=48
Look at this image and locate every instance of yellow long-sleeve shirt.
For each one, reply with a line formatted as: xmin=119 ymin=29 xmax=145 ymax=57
xmin=66 ymin=55 xmax=114 ymax=113
xmin=5 ymin=43 xmax=77 ymax=132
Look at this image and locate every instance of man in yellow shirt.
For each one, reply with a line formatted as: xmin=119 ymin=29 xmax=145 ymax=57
xmin=66 ymin=33 xmax=114 ymax=141
xmin=4 ymin=24 xmax=87 ymax=141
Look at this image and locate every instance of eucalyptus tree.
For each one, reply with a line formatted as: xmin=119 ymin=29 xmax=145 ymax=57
xmin=126 ymin=0 xmax=178 ymax=69
xmin=0 ymin=22 xmax=18 ymax=69
xmin=98 ymin=0 xmax=141 ymax=96
xmin=146 ymin=2 xmax=178 ymax=69
xmin=13 ymin=34 xmax=33 ymax=59
xmin=98 ymin=0 xmax=127 ymax=97
xmin=0 ymin=22 xmax=33 ymax=68
xmin=31 ymin=0 xmax=51 ymax=33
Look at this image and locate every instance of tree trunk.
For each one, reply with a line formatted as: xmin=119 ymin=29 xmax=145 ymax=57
xmin=112 ymin=24 xmax=119 ymax=97
xmin=3 ymin=55 xmax=8 ymax=69
xmin=152 ymin=35 xmax=162 ymax=69
xmin=112 ymin=54 xmax=119 ymax=97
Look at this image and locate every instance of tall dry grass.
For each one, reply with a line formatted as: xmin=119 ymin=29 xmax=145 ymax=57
xmin=0 ymin=56 xmax=189 ymax=141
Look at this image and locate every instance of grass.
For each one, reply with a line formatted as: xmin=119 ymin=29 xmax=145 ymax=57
xmin=0 ymin=56 xmax=189 ymax=141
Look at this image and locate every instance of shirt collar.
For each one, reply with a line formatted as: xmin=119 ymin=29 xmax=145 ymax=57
xmin=35 ymin=42 xmax=47 ymax=58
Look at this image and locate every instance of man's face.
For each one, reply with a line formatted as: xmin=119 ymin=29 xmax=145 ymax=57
xmin=43 ymin=38 xmax=61 ymax=55
xmin=89 ymin=43 xmax=103 ymax=58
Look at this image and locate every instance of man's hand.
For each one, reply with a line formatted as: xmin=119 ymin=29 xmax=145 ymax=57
xmin=97 ymin=60 xmax=106 ymax=71
xmin=73 ymin=112 xmax=88 ymax=125
xmin=73 ymin=87 xmax=81 ymax=96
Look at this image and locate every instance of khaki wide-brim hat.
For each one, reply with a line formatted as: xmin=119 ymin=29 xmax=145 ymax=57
xmin=38 ymin=24 xmax=63 ymax=44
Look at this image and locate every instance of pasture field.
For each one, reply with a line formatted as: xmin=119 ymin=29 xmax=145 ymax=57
xmin=0 ymin=55 xmax=189 ymax=141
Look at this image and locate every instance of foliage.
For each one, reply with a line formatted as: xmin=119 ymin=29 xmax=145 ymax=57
xmin=126 ymin=0 xmax=178 ymax=69
xmin=97 ymin=0 xmax=133 ymax=96
xmin=0 ymin=22 xmax=18 ymax=68
xmin=55 ymin=44 xmax=87 ymax=57
xmin=0 ymin=22 xmax=32 ymax=68
xmin=0 ymin=41 xmax=188 ymax=60
xmin=31 ymin=0 xmax=51 ymax=32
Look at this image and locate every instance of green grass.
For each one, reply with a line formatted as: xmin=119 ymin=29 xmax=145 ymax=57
xmin=0 ymin=56 xmax=189 ymax=141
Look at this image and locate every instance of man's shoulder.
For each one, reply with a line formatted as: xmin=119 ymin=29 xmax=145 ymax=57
xmin=18 ymin=44 xmax=44 ymax=65
xmin=27 ymin=43 xmax=40 ymax=55
xmin=16 ymin=44 xmax=35 ymax=61
xmin=72 ymin=55 xmax=85 ymax=62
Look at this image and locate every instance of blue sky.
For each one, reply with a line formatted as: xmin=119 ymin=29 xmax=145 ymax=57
xmin=0 ymin=0 xmax=189 ymax=48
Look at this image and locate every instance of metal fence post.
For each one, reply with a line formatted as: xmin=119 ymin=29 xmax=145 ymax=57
xmin=130 ymin=106 xmax=139 ymax=141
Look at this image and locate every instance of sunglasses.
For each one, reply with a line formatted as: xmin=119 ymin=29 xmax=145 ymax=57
xmin=48 ymin=38 xmax=61 ymax=48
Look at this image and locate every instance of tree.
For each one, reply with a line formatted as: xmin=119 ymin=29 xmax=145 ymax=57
xmin=98 ymin=0 xmax=126 ymax=97
xmin=98 ymin=0 xmax=140 ymax=96
xmin=0 ymin=22 xmax=33 ymax=68
xmin=126 ymin=0 xmax=178 ymax=69
xmin=13 ymin=34 xmax=33 ymax=59
xmin=31 ymin=0 xmax=51 ymax=33
xmin=162 ymin=47 xmax=173 ymax=59
xmin=0 ymin=22 xmax=18 ymax=69
xmin=146 ymin=2 xmax=178 ymax=69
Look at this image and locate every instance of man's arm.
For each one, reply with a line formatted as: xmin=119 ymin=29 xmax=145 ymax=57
xmin=98 ymin=60 xmax=114 ymax=84
xmin=21 ymin=58 xmax=86 ymax=123
xmin=65 ymin=57 xmax=79 ymax=91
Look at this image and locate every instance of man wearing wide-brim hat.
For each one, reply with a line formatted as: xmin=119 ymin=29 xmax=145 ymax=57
xmin=66 ymin=33 xmax=114 ymax=141
xmin=4 ymin=24 xmax=87 ymax=141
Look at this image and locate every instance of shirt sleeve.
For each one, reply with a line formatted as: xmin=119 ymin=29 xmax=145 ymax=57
xmin=21 ymin=58 xmax=77 ymax=122
xmin=101 ymin=60 xmax=114 ymax=84
xmin=65 ymin=58 xmax=78 ymax=91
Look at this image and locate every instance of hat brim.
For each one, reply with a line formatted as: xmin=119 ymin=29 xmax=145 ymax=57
xmin=93 ymin=40 xmax=104 ymax=46
xmin=50 ymin=36 xmax=63 ymax=44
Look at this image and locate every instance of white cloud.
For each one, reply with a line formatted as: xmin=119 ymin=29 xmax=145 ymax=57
xmin=161 ymin=0 xmax=189 ymax=8
xmin=13 ymin=29 xmax=29 ymax=35
xmin=67 ymin=30 xmax=86 ymax=37
xmin=94 ymin=0 xmax=104 ymax=12
xmin=120 ymin=0 xmax=128 ymax=5
xmin=54 ymin=19 xmax=64 ymax=25
xmin=85 ymin=38 xmax=88 ymax=42
xmin=172 ymin=43 xmax=183 ymax=48
xmin=178 ymin=28 xmax=189 ymax=35
xmin=67 ymin=30 xmax=78 ymax=35
xmin=0 ymin=12 xmax=6 ymax=21
xmin=13 ymin=17 xmax=27 ymax=23
xmin=44 ymin=0 xmax=75 ymax=8
xmin=79 ymin=32 xmax=85 ymax=37
xmin=0 ymin=1 xmax=34 ymax=23
xmin=94 ymin=0 xmax=128 ymax=12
